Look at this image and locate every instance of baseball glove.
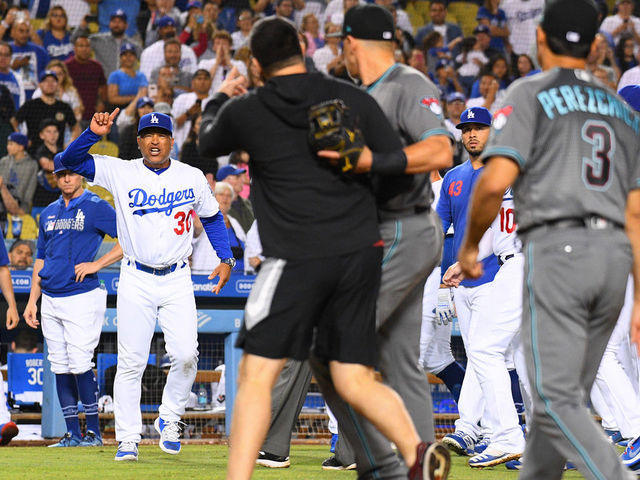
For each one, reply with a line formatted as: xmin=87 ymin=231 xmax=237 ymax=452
xmin=308 ymin=99 xmax=364 ymax=174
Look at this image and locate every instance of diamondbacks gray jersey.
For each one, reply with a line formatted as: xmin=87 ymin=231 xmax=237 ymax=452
xmin=482 ymin=67 xmax=640 ymax=231
xmin=367 ymin=63 xmax=453 ymax=213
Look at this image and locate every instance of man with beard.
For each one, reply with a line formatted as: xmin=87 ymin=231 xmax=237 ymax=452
xmin=140 ymin=16 xmax=197 ymax=80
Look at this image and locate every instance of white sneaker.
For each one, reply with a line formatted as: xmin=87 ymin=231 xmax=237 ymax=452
xmin=114 ymin=441 xmax=138 ymax=461
xmin=154 ymin=417 xmax=182 ymax=454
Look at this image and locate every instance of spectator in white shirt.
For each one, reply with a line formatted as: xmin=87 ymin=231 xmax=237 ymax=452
xmin=312 ymin=22 xmax=342 ymax=74
xmin=600 ymin=0 xmax=640 ymax=46
xmin=171 ymin=69 xmax=212 ymax=150
xmin=197 ymin=30 xmax=247 ymax=94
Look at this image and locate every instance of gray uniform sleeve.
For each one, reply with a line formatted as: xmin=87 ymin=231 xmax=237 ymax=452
xmin=398 ymin=75 xmax=453 ymax=143
xmin=481 ymin=81 xmax=538 ymax=169
xmin=632 ymin=148 xmax=640 ymax=190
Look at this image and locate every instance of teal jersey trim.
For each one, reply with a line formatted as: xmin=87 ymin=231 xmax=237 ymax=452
xmin=482 ymin=146 xmax=525 ymax=168
xmin=526 ymin=243 xmax=606 ymax=480
xmin=367 ymin=64 xmax=400 ymax=94
xmin=381 ymin=220 xmax=402 ymax=267
xmin=420 ymin=128 xmax=454 ymax=142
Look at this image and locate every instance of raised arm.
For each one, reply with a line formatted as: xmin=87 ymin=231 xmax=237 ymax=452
xmin=56 ymin=108 xmax=120 ymax=180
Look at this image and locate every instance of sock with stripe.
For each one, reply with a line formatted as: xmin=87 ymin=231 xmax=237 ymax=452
xmin=55 ymin=373 xmax=81 ymax=439
xmin=76 ymin=370 xmax=101 ymax=437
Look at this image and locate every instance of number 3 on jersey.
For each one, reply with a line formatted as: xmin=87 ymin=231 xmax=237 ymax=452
xmin=500 ymin=207 xmax=515 ymax=233
xmin=174 ymin=209 xmax=194 ymax=235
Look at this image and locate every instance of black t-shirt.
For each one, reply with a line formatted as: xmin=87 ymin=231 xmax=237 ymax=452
xmin=201 ymin=72 xmax=403 ymax=261
xmin=0 ymin=84 xmax=15 ymax=122
xmin=15 ymin=98 xmax=76 ymax=155
xmin=32 ymin=143 xmax=61 ymax=207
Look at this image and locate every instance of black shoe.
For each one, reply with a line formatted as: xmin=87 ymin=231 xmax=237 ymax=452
xmin=322 ymin=455 xmax=356 ymax=470
xmin=256 ymin=451 xmax=290 ymax=468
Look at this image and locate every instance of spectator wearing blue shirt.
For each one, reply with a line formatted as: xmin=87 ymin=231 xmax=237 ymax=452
xmin=98 ymin=0 xmax=141 ymax=40
xmin=24 ymin=156 xmax=122 ymax=448
xmin=414 ymin=0 xmax=464 ymax=58
xmin=9 ymin=19 xmax=50 ymax=100
xmin=0 ymin=42 xmax=25 ymax=110
xmin=476 ymin=0 xmax=509 ymax=54
xmin=107 ymin=42 xmax=148 ymax=110
xmin=35 ymin=6 xmax=74 ymax=61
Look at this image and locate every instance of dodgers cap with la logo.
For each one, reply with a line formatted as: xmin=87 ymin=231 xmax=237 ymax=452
xmin=138 ymin=112 xmax=173 ymax=136
xmin=456 ymin=107 xmax=492 ymax=129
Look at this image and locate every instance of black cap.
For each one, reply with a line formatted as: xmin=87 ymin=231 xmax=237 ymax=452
xmin=541 ymin=0 xmax=599 ymax=46
xmin=342 ymin=4 xmax=395 ymax=41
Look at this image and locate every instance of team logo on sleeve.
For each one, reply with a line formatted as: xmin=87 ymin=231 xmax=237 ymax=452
xmin=493 ymin=105 xmax=513 ymax=131
xmin=420 ymin=97 xmax=443 ymax=117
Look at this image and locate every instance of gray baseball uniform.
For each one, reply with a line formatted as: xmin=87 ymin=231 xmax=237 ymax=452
xmin=481 ymin=67 xmax=640 ymax=480
xmin=310 ymin=63 xmax=451 ymax=478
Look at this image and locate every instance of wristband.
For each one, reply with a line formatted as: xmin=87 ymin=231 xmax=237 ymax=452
xmin=371 ymin=149 xmax=408 ymax=175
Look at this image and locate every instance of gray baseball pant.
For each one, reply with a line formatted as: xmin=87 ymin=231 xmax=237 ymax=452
xmin=312 ymin=210 xmax=443 ymax=478
xmin=261 ymin=358 xmax=312 ymax=457
xmin=519 ymin=227 xmax=635 ymax=480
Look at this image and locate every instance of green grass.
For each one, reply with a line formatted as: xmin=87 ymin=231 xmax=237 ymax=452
xmin=0 ymin=444 xmax=588 ymax=479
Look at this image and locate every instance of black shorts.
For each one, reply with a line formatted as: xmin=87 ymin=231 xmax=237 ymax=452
xmin=236 ymin=246 xmax=382 ymax=366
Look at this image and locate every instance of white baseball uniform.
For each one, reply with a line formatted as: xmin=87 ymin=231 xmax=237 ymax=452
xmin=591 ymin=277 xmax=640 ymax=440
xmin=420 ymin=179 xmax=456 ymax=374
xmin=465 ymin=187 xmax=531 ymax=454
xmin=89 ymin=154 xmax=220 ymax=442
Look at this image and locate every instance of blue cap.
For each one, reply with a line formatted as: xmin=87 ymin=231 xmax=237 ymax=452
xmin=473 ymin=24 xmax=490 ymax=35
xmin=619 ymin=85 xmax=640 ymax=112
xmin=216 ymin=164 xmax=247 ymax=182
xmin=456 ymin=107 xmax=492 ymax=129
xmin=138 ymin=112 xmax=173 ymax=135
xmin=7 ymin=132 xmax=27 ymax=148
xmin=120 ymin=41 xmax=137 ymax=55
xmin=136 ymin=96 xmax=154 ymax=109
xmin=187 ymin=0 xmax=203 ymax=9
xmin=156 ymin=16 xmax=177 ymax=29
xmin=110 ymin=8 xmax=127 ymax=22
xmin=53 ymin=154 xmax=67 ymax=174
xmin=446 ymin=91 xmax=466 ymax=103
xmin=39 ymin=70 xmax=58 ymax=82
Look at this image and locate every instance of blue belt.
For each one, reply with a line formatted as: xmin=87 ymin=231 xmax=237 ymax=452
xmin=134 ymin=261 xmax=178 ymax=276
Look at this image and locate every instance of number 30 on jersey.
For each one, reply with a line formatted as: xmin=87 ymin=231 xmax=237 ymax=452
xmin=174 ymin=209 xmax=195 ymax=235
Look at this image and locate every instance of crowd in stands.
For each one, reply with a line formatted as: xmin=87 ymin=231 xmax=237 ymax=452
xmin=0 ymin=0 xmax=635 ymax=273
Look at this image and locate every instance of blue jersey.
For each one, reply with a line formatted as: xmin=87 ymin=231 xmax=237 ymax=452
xmin=436 ymin=160 xmax=499 ymax=287
xmin=37 ymin=30 xmax=73 ymax=61
xmin=0 ymin=71 xmax=22 ymax=109
xmin=36 ymin=190 xmax=117 ymax=297
xmin=0 ymin=229 xmax=9 ymax=266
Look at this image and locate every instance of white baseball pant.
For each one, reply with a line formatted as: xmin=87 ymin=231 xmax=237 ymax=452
xmin=0 ymin=376 xmax=9 ymax=424
xmin=590 ymin=277 xmax=640 ymax=439
xmin=452 ymin=283 xmax=492 ymax=440
xmin=41 ymin=287 xmax=106 ymax=374
xmin=465 ymin=254 xmax=529 ymax=453
xmin=114 ymin=260 xmax=199 ymax=443
xmin=419 ymin=266 xmax=456 ymax=374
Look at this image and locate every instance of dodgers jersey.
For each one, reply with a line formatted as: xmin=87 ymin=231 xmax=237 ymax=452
xmin=91 ymin=155 xmax=220 ymax=268
xmin=490 ymin=187 xmax=522 ymax=256
xmin=482 ymin=67 xmax=640 ymax=230
xmin=37 ymin=190 xmax=117 ymax=297
xmin=367 ymin=63 xmax=453 ymax=212
xmin=437 ymin=160 xmax=499 ymax=287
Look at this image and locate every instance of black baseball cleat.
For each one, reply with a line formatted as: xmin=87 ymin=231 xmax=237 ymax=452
xmin=255 ymin=451 xmax=290 ymax=468
xmin=408 ymin=441 xmax=451 ymax=480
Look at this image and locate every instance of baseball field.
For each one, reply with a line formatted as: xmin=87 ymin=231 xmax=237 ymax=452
xmin=0 ymin=444 xmax=588 ymax=479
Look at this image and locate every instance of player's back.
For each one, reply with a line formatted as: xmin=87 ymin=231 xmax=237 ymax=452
xmin=486 ymin=67 xmax=640 ymax=232
xmin=201 ymin=72 xmax=403 ymax=261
